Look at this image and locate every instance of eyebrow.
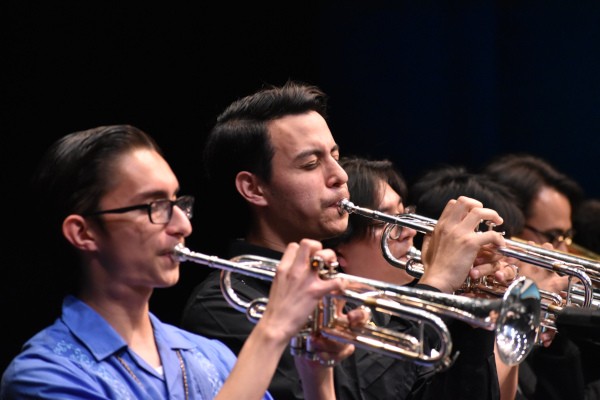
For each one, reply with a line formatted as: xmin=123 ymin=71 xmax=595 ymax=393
xmin=133 ymin=189 xmax=179 ymax=203
xmin=294 ymin=144 xmax=340 ymax=161
xmin=378 ymin=200 xmax=404 ymax=215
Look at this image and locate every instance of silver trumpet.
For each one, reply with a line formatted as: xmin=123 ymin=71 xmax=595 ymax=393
xmin=174 ymin=243 xmax=541 ymax=369
xmin=338 ymin=198 xmax=596 ymax=308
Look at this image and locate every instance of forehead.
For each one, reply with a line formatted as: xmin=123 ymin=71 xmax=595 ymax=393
xmin=267 ymin=111 xmax=336 ymax=158
xmin=378 ymin=181 xmax=403 ymax=212
xmin=529 ymin=186 xmax=571 ymax=228
xmin=107 ymin=148 xmax=178 ymax=201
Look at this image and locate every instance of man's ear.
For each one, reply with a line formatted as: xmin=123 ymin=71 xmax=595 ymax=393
xmin=62 ymin=215 xmax=99 ymax=251
xmin=235 ymin=171 xmax=268 ymax=206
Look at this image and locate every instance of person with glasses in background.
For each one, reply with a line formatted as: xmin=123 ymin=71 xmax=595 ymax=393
xmin=483 ymin=153 xmax=583 ymax=300
xmin=522 ymin=225 xmax=575 ymax=250
xmin=0 ymin=124 xmax=366 ymax=400
xmin=322 ymin=157 xmax=523 ymax=400
xmin=408 ymin=163 xmax=557 ymax=400
xmin=483 ymin=152 xmax=600 ymax=400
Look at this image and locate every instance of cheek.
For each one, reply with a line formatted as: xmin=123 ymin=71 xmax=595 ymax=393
xmin=520 ymin=230 xmax=540 ymax=244
xmin=366 ymin=236 xmax=386 ymax=260
xmin=272 ymin=176 xmax=314 ymax=204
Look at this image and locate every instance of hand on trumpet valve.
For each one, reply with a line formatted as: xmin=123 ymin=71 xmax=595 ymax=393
xmin=516 ymin=241 xmax=572 ymax=293
xmin=420 ymin=197 xmax=506 ymax=294
xmin=263 ymin=239 xmax=347 ymax=336
xmin=268 ymin=239 xmax=373 ymax=368
xmin=299 ymin=334 xmax=353 ymax=367
xmin=479 ymin=259 xmax=520 ymax=284
xmin=293 ymin=304 xmax=371 ymax=368
xmin=537 ymin=328 xmax=557 ymax=348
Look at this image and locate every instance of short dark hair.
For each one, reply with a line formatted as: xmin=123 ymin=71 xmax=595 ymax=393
xmin=33 ymin=125 xmax=161 ymax=224
xmin=482 ymin=153 xmax=584 ymax=219
xmin=198 ymin=81 xmax=330 ymax=255
xmin=323 ymin=156 xmax=407 ymax=247
xmin=410 ymin=165 xmax=525 ymax=238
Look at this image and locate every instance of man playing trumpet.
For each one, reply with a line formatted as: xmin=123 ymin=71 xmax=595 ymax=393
xmin=181 ymin=81 xmax=521 ymax=400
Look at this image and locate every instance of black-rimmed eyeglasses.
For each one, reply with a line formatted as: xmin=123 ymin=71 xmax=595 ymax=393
xmin=524 ymin=224 xmax=574 ymax=247
xmin=83 ymin=195 xmax=195 ymax=224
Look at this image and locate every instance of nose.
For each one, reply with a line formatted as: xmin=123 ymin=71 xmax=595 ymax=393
xmin=389 ymin=225 xmax=417 ymax=242
xmin=168 ymin=206 xmax=193 ymax=237
xmin=327 ymin=157 xmax=348 ymax=188
xmin=399 ymin=226 xmax=417 ymax=241
xmin=555 ymin=240 xmax=569 ymax=253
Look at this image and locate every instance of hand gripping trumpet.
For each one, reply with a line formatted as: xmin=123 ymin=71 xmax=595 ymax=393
xmin=338 ymin=198 xmax=596 ymax=308
xmin=174 ymin=243 xmax=541 ymax=370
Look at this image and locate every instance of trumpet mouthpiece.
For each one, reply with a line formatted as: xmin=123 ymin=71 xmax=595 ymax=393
xmin=338 ymin=198 xmax=353 ymax=215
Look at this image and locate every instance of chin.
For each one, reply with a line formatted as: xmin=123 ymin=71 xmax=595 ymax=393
xmin=389 ymin=245 xmax=409 ymax=258
xmin=324 ymin=225 xmax=347 ymax=240
xmin=162 ymin=269 xmax=180 ymax=287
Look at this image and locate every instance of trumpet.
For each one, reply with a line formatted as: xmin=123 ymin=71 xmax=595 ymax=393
xmin=338 ymin=198 xmax=596 ymax=308
xmin=568 ymin=242 xmax=600 ymax=263
xmin=174 ymin=243 xmax=541 ymax=370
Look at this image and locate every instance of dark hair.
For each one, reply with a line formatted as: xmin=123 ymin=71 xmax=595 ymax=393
xmin=198 ymin=80 xmax=329 ymax=255
xmin=572 ymin=198 xmax=600 ymax=255
xmin=31 ymin=124 xmax=161 ymax=296
xmin=323 ymin=156 xmax=407 ymax=247
xmin=33 ymin=125 xmax=161 ymax=223
xmin=482 ymin=153 xmax=584 ymax=219
xmin=409 ymin=165 xmax=525 ymax=238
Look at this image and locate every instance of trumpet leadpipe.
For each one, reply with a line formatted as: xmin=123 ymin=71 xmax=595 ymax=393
xmin=175 ymin=244 xmax=276 ymax=280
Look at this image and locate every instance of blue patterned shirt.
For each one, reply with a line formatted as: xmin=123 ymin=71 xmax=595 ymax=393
xmin=1 ymin=295 xmax=273 ymax=400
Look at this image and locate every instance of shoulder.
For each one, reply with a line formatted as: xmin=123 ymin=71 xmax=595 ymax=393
xmin=5 ymin=318 xmax=79 ymax=367
xmin=1 ymin=326 xmax=127 ymax=399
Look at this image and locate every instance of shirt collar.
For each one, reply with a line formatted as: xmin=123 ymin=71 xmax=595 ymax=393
xmin=228 ymin=239 xmax=284 ymax=259
xmin=61 ymin=295 xmax=197 ymax=361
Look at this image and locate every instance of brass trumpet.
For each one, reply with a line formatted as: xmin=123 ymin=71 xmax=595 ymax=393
xmin=174 ymin=243 xmax=541 ymax=370
xmin=338 ymin=198 xmax=596 ymax=308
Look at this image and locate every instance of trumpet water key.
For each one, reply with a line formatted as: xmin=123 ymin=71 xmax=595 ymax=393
xmin=174 ymin=243 xmax=541 ymax=369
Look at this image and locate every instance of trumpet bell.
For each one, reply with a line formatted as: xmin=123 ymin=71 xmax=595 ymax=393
xmin=496 ymin=277 xmax=541 ymax=365
xmin=568 ymin=242 xmax=600 ymax=262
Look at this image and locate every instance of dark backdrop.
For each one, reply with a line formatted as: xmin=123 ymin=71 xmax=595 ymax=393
xmin=2 ymin=2 xmax=599 ymax=373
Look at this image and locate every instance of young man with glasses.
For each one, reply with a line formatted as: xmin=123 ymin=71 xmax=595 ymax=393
xmin=483 ymin=153 xmax=584 ymax=296
xmin=482 ymin=152 xmax=600 ymax=400
xmin=1 ymin=124 xmax=365 ymax=399
xmin=523 ymin=224 xmax=574 ymax=249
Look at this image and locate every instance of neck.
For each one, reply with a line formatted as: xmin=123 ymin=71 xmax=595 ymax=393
xmin=79 ymin=289 xmax=159 ymax=367
xmin=245 ymin=231 xmax=290 ymax=253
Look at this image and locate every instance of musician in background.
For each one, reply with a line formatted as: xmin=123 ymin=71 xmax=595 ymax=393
xmin=1 ymin=124 xmax=362 ymax=399
xmin=483 ymin=152 xmax=600 ymax=400
xmin=323 ymin=157 xmax=524 ymax=400
xmin=409 ymin=163 xmax=549 ymax=400
xmin=484 ymin=153 xmax=583 ymax=294
xmin=573 ymin=198 xmax=600 ymax=258
xmin=181 ymin=81 xmax=515 ymax=400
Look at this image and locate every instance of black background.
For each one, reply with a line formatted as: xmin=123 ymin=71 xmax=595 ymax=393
xmin=3 ymin=2 xmax=600 ymax=373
